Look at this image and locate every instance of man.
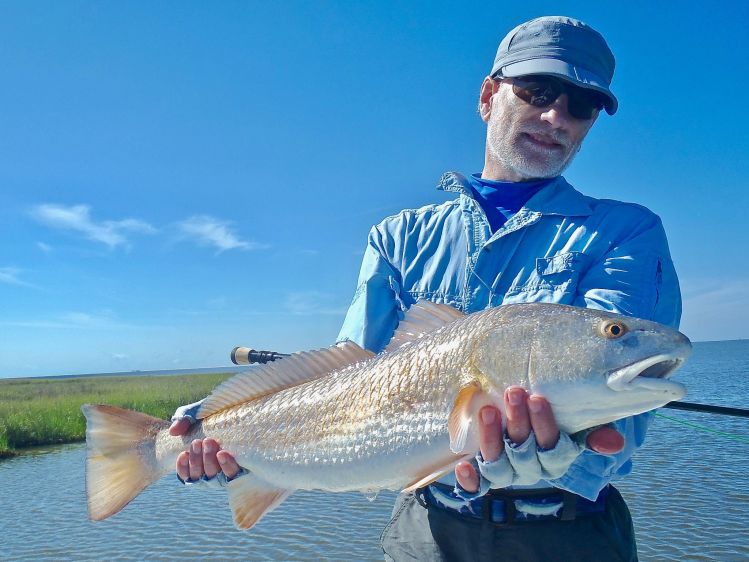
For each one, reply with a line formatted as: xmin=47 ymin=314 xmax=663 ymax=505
xmin=171 ymin=16 xmax=680 ymax=561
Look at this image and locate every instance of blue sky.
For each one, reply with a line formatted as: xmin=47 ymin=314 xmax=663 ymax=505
xmin=2 ymin=1 xmax=748 ymax=378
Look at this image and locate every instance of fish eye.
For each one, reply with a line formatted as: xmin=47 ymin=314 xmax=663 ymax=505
xmin=600 ymin=320 xmax=627 ymax=339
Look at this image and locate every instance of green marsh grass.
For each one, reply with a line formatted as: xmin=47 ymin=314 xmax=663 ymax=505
xmin=0 ymin=373 xmax=233 ymax=458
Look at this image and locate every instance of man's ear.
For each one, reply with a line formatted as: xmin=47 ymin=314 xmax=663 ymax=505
xmin=478 ymin=77 xmax=499 ymax=123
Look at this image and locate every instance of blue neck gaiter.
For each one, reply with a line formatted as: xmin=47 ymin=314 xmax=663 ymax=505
xmin=467 ymin=173 xmax=554 ymax=233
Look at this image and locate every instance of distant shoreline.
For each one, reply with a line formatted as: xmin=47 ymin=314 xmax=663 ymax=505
xmin=2 ymin=365 xmax=249 ymax=381
xmin=4 ymin=339 xmax=746 ymax=381
xmin=0 ymin=371 xmax=234 ymax=458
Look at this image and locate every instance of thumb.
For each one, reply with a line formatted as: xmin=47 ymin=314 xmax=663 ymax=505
xmin=169 ymin=417 xmax=192 ymax=436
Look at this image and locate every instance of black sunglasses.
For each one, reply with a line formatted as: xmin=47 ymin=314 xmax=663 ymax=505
xmin=504 ymin=75 xmax=606 ymax=120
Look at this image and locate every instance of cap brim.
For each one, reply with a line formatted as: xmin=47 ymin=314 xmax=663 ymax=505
xmin=498 ymin=58 xmax=618 ymax=115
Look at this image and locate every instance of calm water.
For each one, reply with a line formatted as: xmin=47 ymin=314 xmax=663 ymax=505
xmin=1 ymin=341 xmax=748 ymax=561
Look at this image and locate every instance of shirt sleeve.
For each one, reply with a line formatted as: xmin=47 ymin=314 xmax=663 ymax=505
xmin=550 ymin=207 xmax=682 ymax=500
xmin=336 ymin=226 xmax=405 ymax=353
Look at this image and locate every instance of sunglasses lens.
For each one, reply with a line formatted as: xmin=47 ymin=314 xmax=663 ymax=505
xmin=511 ymin=76 xmax=604 ymax=120
xmin=567 ymin=88 xmax=605 ymax=120
xmin=512 ymin=77 xmax=561 ymax=108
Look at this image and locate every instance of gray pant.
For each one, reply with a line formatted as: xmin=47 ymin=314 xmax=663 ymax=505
xmin=381 ymin=486 xmax=638 ymax=562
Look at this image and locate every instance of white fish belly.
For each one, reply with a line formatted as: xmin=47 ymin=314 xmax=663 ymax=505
xmin=234 ymin=430 xmax=454 ymax=492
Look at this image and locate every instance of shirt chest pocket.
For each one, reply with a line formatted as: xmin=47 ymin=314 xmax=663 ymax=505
xmin=509 ymin=252 xmax=589 ymax=297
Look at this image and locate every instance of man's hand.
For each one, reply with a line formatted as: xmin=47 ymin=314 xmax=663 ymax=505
xmin=455 ymin=386 xmax=625 ymax=493
xmin=169 ymin=419 xmax=241 ymax=482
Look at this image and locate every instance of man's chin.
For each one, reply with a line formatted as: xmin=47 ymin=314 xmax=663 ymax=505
xmin=507 ymin=157 xmax=568 ymax=180
xmin=509 ymin=142 xmax=572 ymax=178
xmin=487 ymin=139 xmax=574 ymax=179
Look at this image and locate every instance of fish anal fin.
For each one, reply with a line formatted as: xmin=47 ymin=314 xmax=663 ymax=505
xmin=401 ymin=453 xmax=474 ymax=493
xmin=447 ymin=382 xmax=493 ymax=454
xmin=198 ymin=342 xmax=374 ymax=418
xmin=385 ymin=300 xmax=465 ymax=353
xmin=227 ymin=473 xmax=292 ymax=530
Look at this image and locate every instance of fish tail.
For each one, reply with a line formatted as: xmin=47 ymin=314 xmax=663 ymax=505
xmin=81 ymin=404 xmax=170 ymax=521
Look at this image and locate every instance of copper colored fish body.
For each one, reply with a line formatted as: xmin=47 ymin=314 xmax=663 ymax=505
xmin=82 ymin=302 xmax=690 ymax=529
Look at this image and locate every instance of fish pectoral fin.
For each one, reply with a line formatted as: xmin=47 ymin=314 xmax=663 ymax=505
xmin=226 ymin=473 xmax=293 ymax=530
xmin=448 ymin=382 xmax=493 ymax=454
xmin=401 ymin=453 xmax=474 ymax=493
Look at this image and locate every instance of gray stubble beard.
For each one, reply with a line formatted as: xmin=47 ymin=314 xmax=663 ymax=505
xmin=486 ymin=99 xmax=584 ymax=180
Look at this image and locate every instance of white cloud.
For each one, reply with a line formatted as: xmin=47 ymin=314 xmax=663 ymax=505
xmin=0 ymin=310 xmax=147 ymax=331
xmin=176 ymin=215 xmax=267 ymax=254
xmin=0 ymin=267 xmax=33 ymax=288
xmin=0 ymin=267 xmax=22 ymax=285
xmin=284 ymin=291 xmax=348 ymax=316
xmin=32 ymin=204 xmax=156 ymax=249
xmin=60 ymin=312 xmax=105 ymax=327
xmin=37 ymin=242 xmax=53 ymax=253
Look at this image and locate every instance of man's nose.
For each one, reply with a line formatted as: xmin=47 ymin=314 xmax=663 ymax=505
xmin=540 ymin=94 xmax=572 ymax=128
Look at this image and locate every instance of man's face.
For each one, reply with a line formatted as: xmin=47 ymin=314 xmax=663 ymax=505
xmin=483 ymin=77 xmax=598 ymax=180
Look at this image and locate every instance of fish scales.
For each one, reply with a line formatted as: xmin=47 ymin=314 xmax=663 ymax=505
xmin=188 ymin=313 xmax=479 ymax=491
xmin=84 ymin=302 xmax=691 ymax=530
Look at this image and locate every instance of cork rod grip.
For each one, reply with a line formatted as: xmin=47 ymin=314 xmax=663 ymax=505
xmin=230 ymin=347 xmax=290 ymax=365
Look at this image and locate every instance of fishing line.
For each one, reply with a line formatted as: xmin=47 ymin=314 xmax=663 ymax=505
xmin=654 ymin=412 xmax=749 ymax=444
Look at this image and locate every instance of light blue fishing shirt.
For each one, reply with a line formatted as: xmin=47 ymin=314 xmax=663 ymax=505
xmin=336 ymin=171 xmax=682 ymax=501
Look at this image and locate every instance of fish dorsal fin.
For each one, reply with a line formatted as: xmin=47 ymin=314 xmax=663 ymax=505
xmin=226 ymin=472 xmax=292 ymax=530
xmin=384 ymin=300 xmax=465 ymax=353
xmin=197 ymin=342 xmax=374 ymax=418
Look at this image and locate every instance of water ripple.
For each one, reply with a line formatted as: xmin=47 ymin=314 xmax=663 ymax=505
xmin=1 ymin=341 xmax=748 ymax=560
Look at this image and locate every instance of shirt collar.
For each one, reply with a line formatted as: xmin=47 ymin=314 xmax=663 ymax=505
xmin=437 ymin=171 xmax=593 ymax=217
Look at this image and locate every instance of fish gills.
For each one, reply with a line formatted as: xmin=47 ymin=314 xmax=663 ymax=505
xmin=82 ymin=300 xmax=691 ymax=531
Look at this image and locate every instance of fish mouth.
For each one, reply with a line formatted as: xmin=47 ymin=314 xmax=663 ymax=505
xmin=606 ymin=353 xmax=687 ymax=395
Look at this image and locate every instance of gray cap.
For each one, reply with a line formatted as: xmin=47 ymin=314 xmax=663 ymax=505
xmin=491 ymin=16 xmax=618 ymax=115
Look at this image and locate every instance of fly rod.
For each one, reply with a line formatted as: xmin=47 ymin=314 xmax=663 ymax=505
xmin=230 ymin=346 xmax=749 ymax=419
xmin=661 ymin=401 xmax=749 ymax=418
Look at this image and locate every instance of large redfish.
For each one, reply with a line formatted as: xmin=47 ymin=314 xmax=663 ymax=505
xmin=82 ymin=301 xmax=690 ymax=529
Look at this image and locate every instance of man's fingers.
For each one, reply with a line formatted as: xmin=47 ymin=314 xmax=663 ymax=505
xmin=454 ymin=406 xmax=502 ymax=493
xmin=586 ymin=426 xmax=625 ymax=454
xmin=505 ymin=387 xmax=531 ymax=445
xmin=527 ymin=395 xmax=560 ymax=450
xmin=178 ymin=440 xmax=242 ymax=483
xmin=169 ymin=417 xmax=192 ymax=437
xmin=203 ymin=439 xmax=221 ymax=479
xmin=176 ymin=451 xmax=190 ymax=481
xmin=478 ymin=406 xmax=503 ymax=463
xmin=217 ymin=450 xmax=241 ymax=479
xmin=188 ymin=439 xmax=204 ymax=481
xmin=455 ymin=461 xmax=479 ymax=493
